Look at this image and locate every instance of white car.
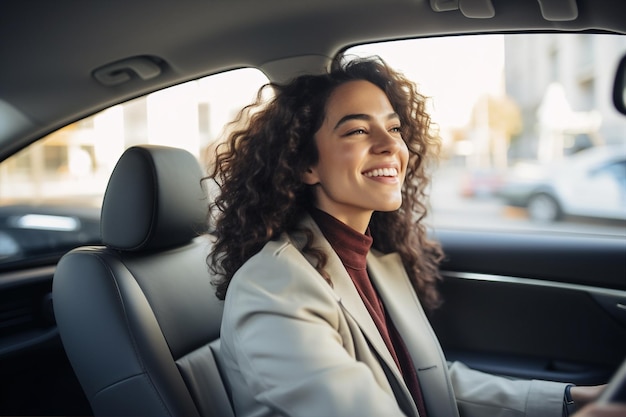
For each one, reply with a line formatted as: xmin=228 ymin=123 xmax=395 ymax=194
xmin=499 ymin=145 xmax=626 ymax=222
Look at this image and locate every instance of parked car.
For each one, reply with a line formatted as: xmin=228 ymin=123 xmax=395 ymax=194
xmin=498 ymin=145 xmax=626 ymax=222
xmin=459 ymin=168 xmax=505 ymax=198
xmin=0 ymin=1 xmax=625 ymax=416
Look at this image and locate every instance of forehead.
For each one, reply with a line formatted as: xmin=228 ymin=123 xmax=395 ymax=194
xmin=324 ymin=80 xmax=395 ymax=119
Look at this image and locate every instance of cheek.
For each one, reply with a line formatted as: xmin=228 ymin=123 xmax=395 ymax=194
xmin=337 ymin=142 xmax=370 ymax=163
xmin=400 ymin=143 xmax=410 ymax=168
xmin=336 ymin=148 xmax=359 ymax=165
xmin=320 ymin=146 xmax=358 ymax=175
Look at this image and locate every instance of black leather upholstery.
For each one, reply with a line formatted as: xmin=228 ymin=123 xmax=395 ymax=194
xmin=53 ymin=145 xmax=234 ymax=417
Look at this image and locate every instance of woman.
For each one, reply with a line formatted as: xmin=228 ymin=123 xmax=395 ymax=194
xmin=206 ymin=56 xmax=607 ymax=417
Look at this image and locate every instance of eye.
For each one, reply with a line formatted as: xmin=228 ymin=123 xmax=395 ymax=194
xmin=346 ymin=128 xmax=368 ymax=136
xmin=389 ymin=125 xmax=402 ymax=134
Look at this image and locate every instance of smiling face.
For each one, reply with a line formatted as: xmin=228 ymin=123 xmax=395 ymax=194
xmin=303 ymin=80 xmax=409 ymax=233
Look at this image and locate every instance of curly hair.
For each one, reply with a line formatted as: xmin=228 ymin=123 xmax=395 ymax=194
xmin=206 ymin=56 xmax=444 ymax=310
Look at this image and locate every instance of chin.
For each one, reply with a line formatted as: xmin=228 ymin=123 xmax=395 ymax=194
xmin=376 ymin=202 xmax=403 ymax=212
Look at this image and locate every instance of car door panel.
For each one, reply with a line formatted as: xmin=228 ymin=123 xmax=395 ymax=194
xmin=431 ymin=229 xmax=626 ymax=386
xmin=0 ymin=266 xmax=91 ymax=416
xmin=0 ymin=266 xmax=56 ymax=356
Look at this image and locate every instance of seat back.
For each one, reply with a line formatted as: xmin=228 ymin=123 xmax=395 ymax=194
xmin=53 ymin=145 xmax=233 ymax=417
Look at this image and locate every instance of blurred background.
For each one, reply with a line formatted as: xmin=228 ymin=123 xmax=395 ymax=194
xmin=0 ymin=34 xmax=624 ymax=265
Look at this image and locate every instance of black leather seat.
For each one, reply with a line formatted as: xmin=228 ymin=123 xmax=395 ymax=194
xmin=53 ymin=145 xmax=234 ymax=417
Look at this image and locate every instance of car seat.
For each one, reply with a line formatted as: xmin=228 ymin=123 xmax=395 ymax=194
xmin=53 ymin=145 xmax=234 ymax=417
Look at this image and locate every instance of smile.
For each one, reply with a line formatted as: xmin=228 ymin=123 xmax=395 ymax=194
xmin=363 ymin=167 xmax=398 ymax=178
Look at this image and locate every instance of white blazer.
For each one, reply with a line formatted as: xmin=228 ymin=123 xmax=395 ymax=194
xmin=219 ymin=215 xmax=567 ymax=417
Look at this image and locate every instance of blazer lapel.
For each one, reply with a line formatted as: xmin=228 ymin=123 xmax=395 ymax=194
xmin=368 ymin=251 xmax=460 ymax=417
xmin=290 ymin=217 xmax=407 ymax=389
xmin=326 ymin=249 xmax=404 ymax=379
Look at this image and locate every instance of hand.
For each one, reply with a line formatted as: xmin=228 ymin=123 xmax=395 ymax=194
xmin=572 ymin=403 xmax=626 ymax=417
xmin=571 ymin=385 xmax=608 ymax=407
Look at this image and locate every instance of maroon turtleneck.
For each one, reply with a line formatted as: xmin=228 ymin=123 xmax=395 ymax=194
xmin=310 ymin=208 xmax=428 ymax=417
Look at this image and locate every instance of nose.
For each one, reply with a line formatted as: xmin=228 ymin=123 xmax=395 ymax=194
xmin=371 ymin=127 xmax=404 ymax=155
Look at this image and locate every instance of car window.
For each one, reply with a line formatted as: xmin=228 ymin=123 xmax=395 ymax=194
xmin=2 ymin=34 xmax=625 ymax=269
xmin=0 ymin=68 xmax=269 ymax=266
xmin=345 ymin=33 xmax=626 ymax=237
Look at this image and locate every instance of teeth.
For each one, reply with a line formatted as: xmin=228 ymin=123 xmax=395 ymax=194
xmin=364 ymin=168 xmax=398 ymax=177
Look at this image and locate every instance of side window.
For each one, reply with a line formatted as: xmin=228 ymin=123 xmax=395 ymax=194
xmin=346 ymin=34 xmax=626 ymax=236
xmin=0 ymin=68 xmax=269 ymax=265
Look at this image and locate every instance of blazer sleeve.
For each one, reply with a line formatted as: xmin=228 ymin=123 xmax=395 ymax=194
xmin=448 ymin=361 xmax=568 ymax=417
xmin=220 ymin=242 xmax=408 ymax=417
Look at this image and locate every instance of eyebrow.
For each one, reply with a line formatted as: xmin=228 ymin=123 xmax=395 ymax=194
xmin=333 ymin=112 xmax=400 ymax=130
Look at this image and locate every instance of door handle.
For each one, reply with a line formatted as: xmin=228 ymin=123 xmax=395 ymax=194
xmin=93 ymin=56 xmax=162 ymax=86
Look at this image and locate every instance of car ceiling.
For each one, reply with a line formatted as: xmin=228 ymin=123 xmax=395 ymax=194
xmin=1 ymin=0 xmax=625 ymax=160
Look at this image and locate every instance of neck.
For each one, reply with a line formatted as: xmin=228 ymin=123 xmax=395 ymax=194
xmin=312 ymin=205 xmax=372 ymax=234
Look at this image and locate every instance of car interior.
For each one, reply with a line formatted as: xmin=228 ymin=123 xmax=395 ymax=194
xmin=0 ymin=0 xmax=625 ymax=416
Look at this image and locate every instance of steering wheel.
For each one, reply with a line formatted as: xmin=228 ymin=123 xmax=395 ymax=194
xmin=598 ymin=357 xmax=626 ymax=403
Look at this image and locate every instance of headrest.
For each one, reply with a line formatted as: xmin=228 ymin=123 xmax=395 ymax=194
xmin=101 ymin=145 xmax=208 ymax=252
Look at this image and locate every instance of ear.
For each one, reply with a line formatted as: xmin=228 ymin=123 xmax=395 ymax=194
xmin=301 ymin=166 xmax=320 ymax=185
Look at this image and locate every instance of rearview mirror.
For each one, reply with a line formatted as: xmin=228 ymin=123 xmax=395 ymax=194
xmin=613 ymin=54 xmax=626 ymax=115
